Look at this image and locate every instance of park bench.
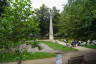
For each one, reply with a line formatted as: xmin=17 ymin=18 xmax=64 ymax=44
xmin=68 ymin=55 xmax=84 ymax=64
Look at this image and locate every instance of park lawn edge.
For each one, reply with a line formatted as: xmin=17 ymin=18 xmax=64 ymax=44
xmin=0 ymin=52 xmax=56 ymax=63
xmin=84 ymin=45 xmax=96 ymax=49
xmin=39 ymin=41 xmax=78 ymax=51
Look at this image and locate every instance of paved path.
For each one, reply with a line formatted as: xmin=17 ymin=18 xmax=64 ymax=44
xmin=2 ymin=49 xmax=96 ymax=64
xmin=38 ymin=43 xmax=57 ymax=53
xmin=19 ymin=40 xmax=67 ymax=53
xmin=18 ymin=43 xmax=57 ymax=53
xmin=4 ymin=51 xmax=95 ymax=64
xmin=74 ymin=46 xmax=96 ymax=61
xmin=56 ymin=40 xmax=96 ymax=62
xmin=1 ymin=40 xmax=96 ymax=64
xmin=55 ymin=40 xmax=66 ymax=46
xmin=74 ymin=46 xmax=95 ymax=52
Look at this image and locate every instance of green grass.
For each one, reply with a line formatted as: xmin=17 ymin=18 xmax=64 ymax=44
xmin=58 ymin=39 xmax=74 ymax=44
xmin=0 ymin=52 xmax=56 ymax=62
xmin=85 ymin=45 xmax=96 ymax=49
xmin=40 ymin=41 xmax=77 ymax=51
xmin=58 ymin=39 xmax=64 ymax=42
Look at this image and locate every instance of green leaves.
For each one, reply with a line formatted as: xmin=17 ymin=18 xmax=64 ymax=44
xmin=59 ymin=0 xmax=96 ymax=40
xmin=35 ymin=5 xmax=60 ymax=37
xmin=0 ymin=0 xmax=39 ymax=48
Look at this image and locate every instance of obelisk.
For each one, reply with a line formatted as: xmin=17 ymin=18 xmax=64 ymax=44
xmin=49 ymin=10 xmax=54 ymax=40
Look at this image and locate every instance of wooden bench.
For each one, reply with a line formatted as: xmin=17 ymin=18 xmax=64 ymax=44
xmin=68 ymin=55 xmax=84 ymax=64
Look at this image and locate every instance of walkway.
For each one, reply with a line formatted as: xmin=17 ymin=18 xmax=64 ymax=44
xmin=74 ymin=46 xmax=96 ymax=61
xmin=74 ymin=46 xmax=95 ymax=52
xmin=2 ymin=41 xmax=96 ymax=64
xmin=56 ymin=40 xmax=96 ymax=62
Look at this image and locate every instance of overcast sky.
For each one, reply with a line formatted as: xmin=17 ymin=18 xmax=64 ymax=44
xmin=31 ymin=0 xmax=68 ymax=11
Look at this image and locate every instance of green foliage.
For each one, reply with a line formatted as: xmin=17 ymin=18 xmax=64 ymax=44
xmin=59 ymin=39 xmax=74 ymax=44
xmin=40 ymin=41 xmax=77 ymax=51
xmin=0 ymin=0 xmax=39 ymax=63
xmin=26 ymin=39 xmax=42 ymax=50
xmin=35 ymin=4 xmax=50 ymax=37
xmin=0 ymin=0 xmax=39 ymax=48
xmin=35 ymin=5 xmax=60 ymax=37
xmin=59 ymin=0 xmax=96 ymax=40
xmin=0 ymin=0 xmax=8 ymax=16
xmin=84 ymin=45 xmax=96 ymax=49
xmin=52 ymin=7 xmax=60 ymax=36
xmin=0 ymin=52 xmax=55 ymax=62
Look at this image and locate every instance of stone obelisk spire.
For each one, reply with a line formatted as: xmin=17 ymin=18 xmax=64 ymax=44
xmin=49 ymin=9 xmax=54 ymax=40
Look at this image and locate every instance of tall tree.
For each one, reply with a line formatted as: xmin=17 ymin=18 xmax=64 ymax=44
xmin=35 ymin=4 xmax=50 ymax=37
xmin=0 ymin=0 xmax=7 ymax=16
xmin=35 ymin=5 xmax=60 ymax=38
xmin=0 ymin=0 xmax=39 ymax=63
xmin=52 ymin=7 xmax=60 ymax=36
xmin=59 ymin=0 xmax=96 ymax=40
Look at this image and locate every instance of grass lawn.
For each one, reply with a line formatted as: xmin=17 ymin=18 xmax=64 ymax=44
xmin=58 ymin=39 xmax=64 ymax=42
xmin=0 ymin=52 xmax=56 ymax=62
xmin=85 ymin=45 xmax=96 ymax=49
xmin=40 ymin=41 xmax=77 ymax=51
xmin=58 ymin=39 xmax=74 ymax=44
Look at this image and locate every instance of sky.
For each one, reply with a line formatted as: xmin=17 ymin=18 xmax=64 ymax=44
xmin=31 ymin=0 xmax=68 ymax=11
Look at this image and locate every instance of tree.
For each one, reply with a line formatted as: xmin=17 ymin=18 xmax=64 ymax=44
xmin=52 ymin=7 xmax=60 ymax=37
xmin=0 ymin=0 xmax=7 ymax=16
xmin=35 ymin=4 xmax=50 ymax=38
xmin=35 ymin=5 xmax=60 ymax=38
xmin=59 ymin=0 xmax=96 ymax=41
xmin=0 ymin=0 xmax=39 ymax=64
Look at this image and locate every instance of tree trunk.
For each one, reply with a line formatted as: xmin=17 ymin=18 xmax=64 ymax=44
xmin=16 ymin=46 xmax=22 ymax=64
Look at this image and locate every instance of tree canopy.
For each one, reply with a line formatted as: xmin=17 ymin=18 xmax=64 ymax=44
xmin=0 ymin=0 xmax=39 ymax=48
xmin=35 ymin=4 xmax=50 ymax=37
xmin=0 ymin=0 xmax=7 ymax=16
xmin=59 ymin=0 xmax=96 ymax=40
xmin=35 ymin=4 xmax=60 ymax=38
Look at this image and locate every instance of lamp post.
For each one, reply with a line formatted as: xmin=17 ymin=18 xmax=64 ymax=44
xmin=49 ymin=9 xmax=54 ymax=41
